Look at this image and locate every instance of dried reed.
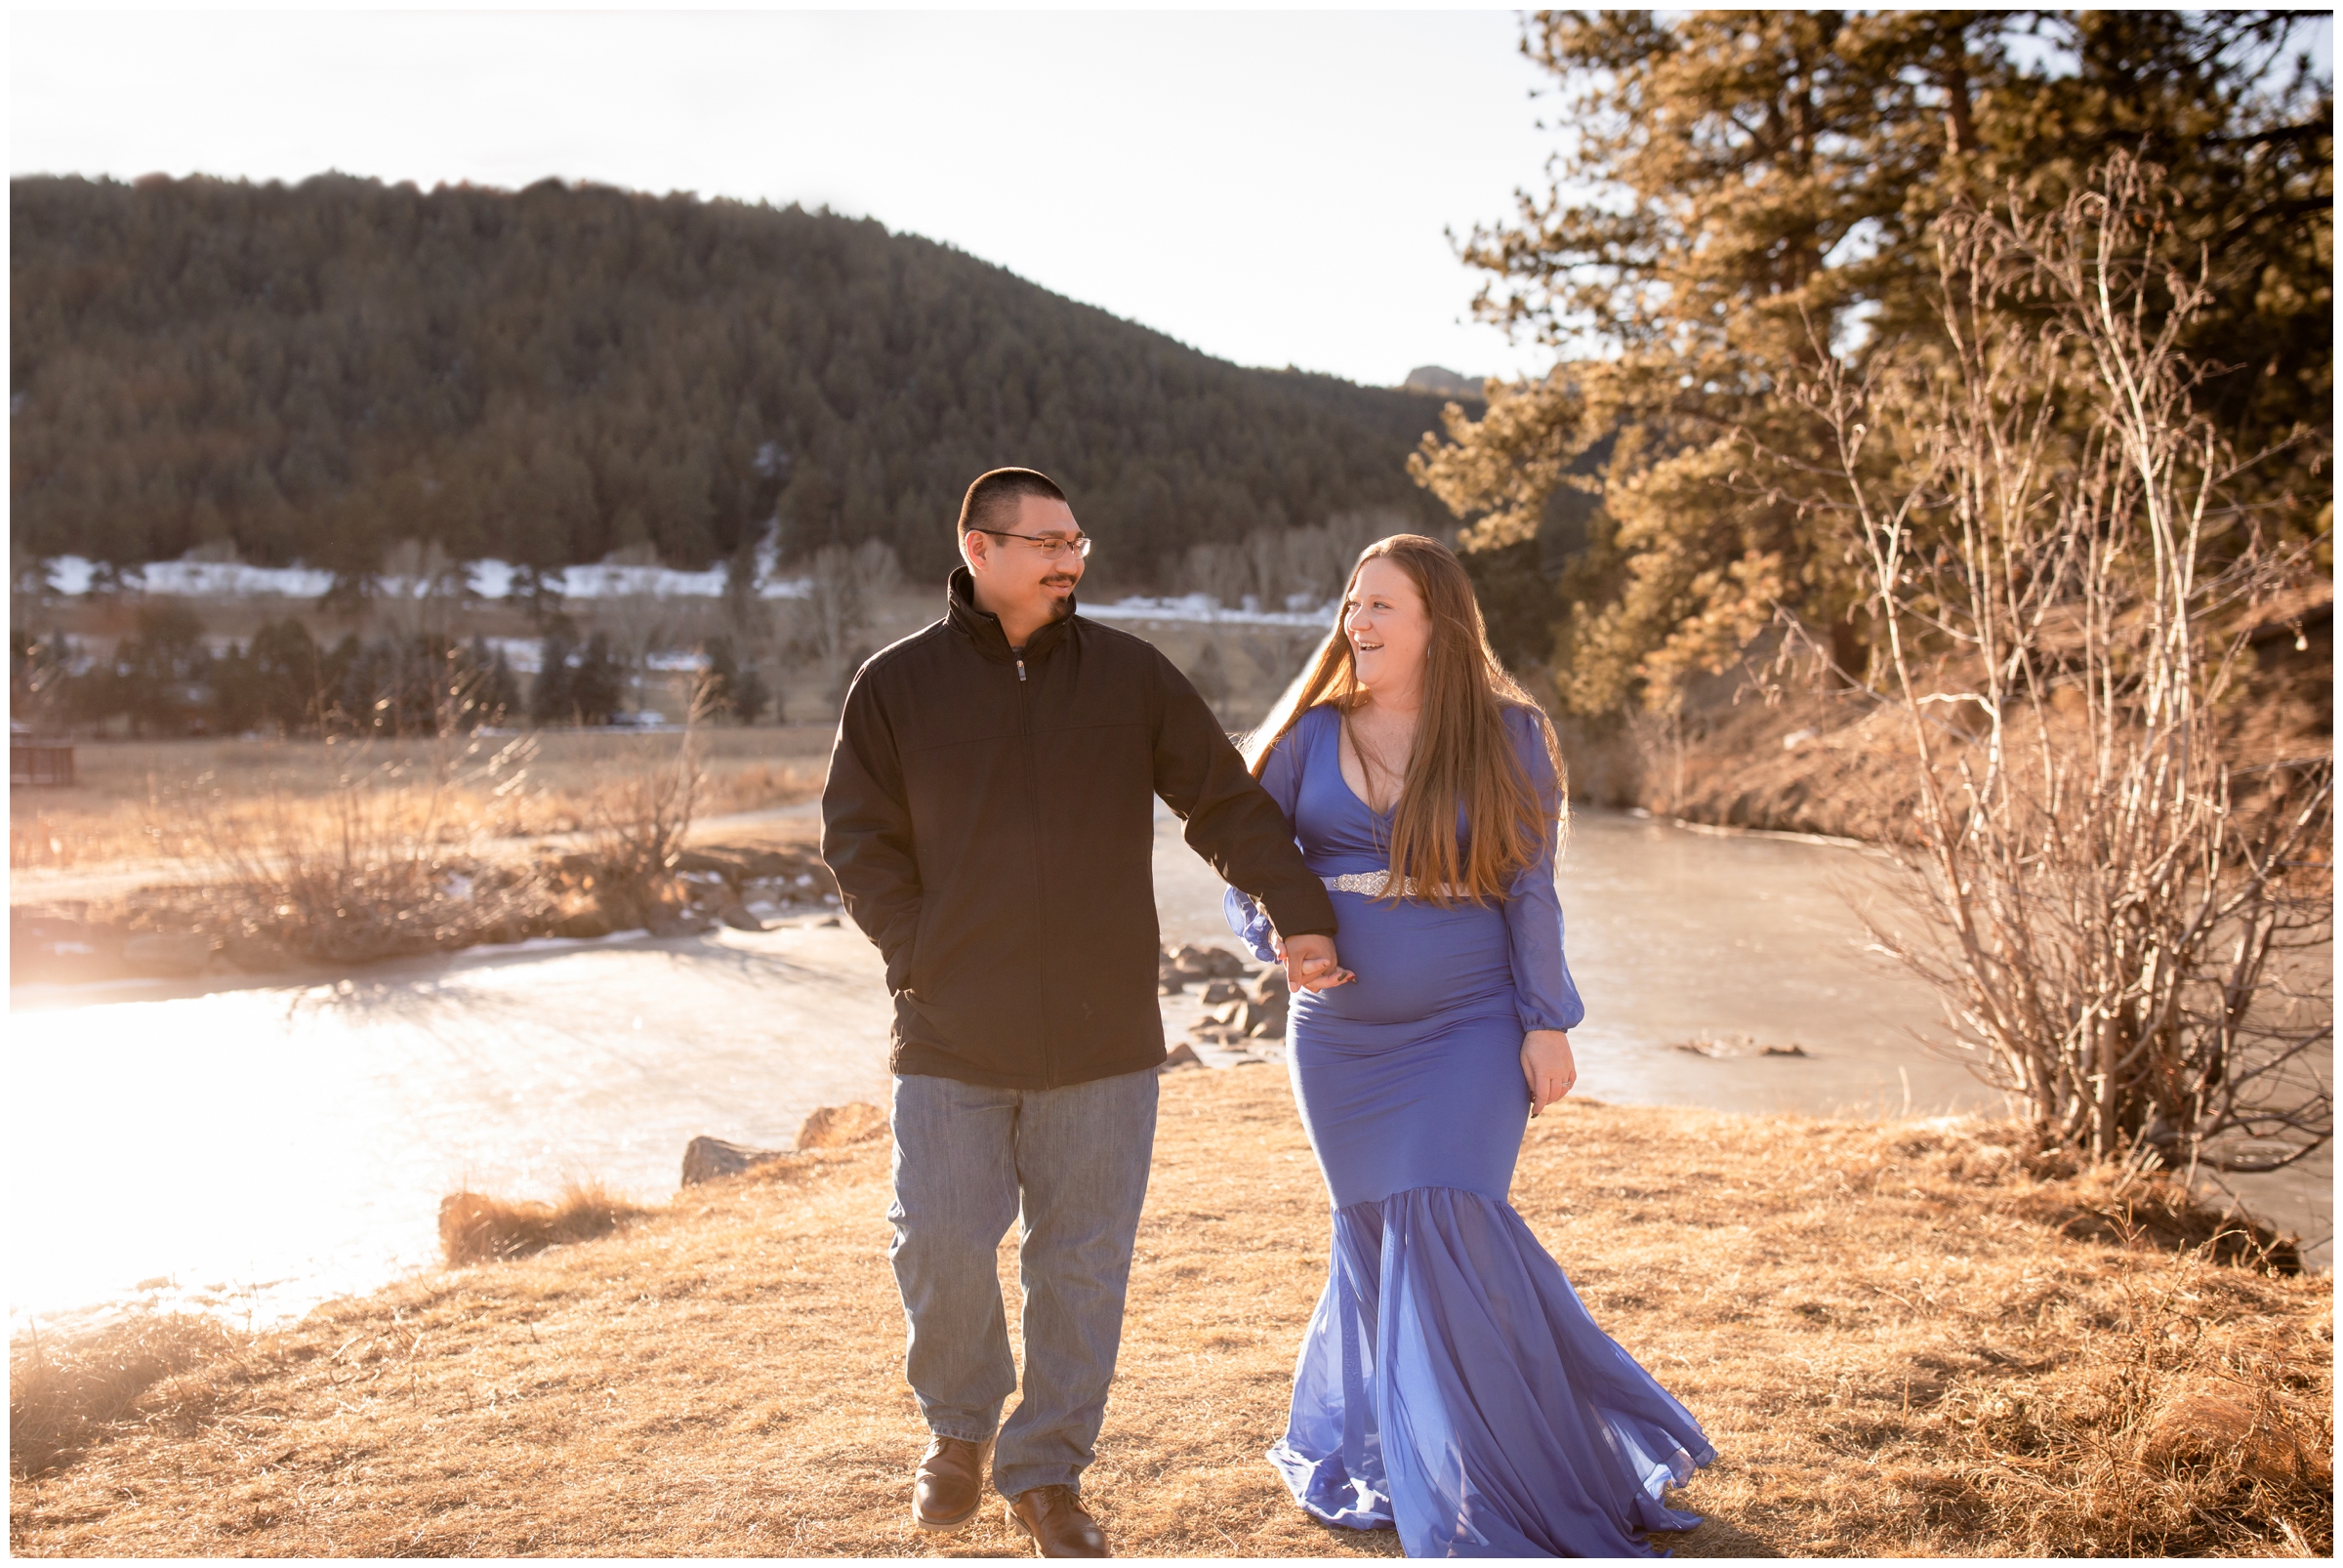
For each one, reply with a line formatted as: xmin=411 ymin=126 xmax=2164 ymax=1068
xmin=437 ymin=1182 xmax=653 ymax=1266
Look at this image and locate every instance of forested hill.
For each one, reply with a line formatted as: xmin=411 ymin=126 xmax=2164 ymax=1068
xmin=10 ymin=174 xmax=1466 ymax=586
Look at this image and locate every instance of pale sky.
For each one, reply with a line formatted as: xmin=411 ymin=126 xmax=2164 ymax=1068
xmin=10 ymin=8 xmax=1566 ymax=387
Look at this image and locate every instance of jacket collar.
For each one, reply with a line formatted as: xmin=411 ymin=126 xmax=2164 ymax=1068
xmin=946 ymin=566 xmax=1075 ymax=664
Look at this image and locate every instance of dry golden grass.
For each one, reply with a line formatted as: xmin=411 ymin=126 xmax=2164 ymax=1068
xmin=8 ymin=1313 xmax=241 ymax=1480
xmin=9 ymin=726 xmax=831 ymax=873
xmin=9 ymin=1070 xmax=2330 ymax=1557
xmin=437 ymin=1182 xmax=655 ymax=1266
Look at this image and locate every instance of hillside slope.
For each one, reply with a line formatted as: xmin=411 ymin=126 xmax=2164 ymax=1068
xmin=11 ymin=175 xmax=1464 ymax=585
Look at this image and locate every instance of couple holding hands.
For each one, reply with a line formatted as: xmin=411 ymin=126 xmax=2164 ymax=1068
xmin=821 ymin=467 xmax=1712 ymax=1558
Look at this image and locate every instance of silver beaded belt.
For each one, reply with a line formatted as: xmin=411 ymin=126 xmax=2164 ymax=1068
xmin=1321 ymin=870 xmax=1467 ymax=900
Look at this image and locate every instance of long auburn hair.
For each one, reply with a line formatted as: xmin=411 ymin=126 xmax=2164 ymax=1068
xmin=1244 ymin=534 xmax=1567 ymax=905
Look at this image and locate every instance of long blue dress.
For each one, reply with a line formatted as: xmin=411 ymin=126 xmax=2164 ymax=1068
xmin=1227 ymin=703 xmax=1715 ymax=1558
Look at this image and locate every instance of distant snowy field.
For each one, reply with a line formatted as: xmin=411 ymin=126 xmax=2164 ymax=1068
xmin=37 ymin=556 xmax=814 ymax=603
xmin=34 ymin=557 xmax=1338 ymax=630
xmin=1079 ymin=593 xmax=1334 ymax=629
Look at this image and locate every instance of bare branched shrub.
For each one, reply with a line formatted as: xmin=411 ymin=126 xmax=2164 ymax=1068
xmin=373 ymin=537 xmax=468 ymax=640
xmin=578 ymin=680 xmax=714 ymax=922
xmin=1776 ymin=154 xmax=2332 ymax=1172
xmin=170 ymin=725 xmax=544 ymax=965
xmin=789 ymin=539 xmax=900 ymax=666
xmin=1181 ymin=511 xmax=1403 ymax=610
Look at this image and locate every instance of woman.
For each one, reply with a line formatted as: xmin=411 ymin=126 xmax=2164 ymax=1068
xmin=1226 ymin=535 xmax=1713 ymax=1557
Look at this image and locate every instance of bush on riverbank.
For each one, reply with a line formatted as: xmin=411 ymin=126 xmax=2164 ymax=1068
xmin=437 ymin=1182 xmax=651 ymax=1265
xmin=8 ymin=1072 xmax=2326 ymax=1557
xmin=10 ymin=837 xmax=838 ymax=984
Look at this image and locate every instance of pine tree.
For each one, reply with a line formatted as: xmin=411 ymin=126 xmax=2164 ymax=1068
xmin=248 ymin=617 xmax=325 ymax=734
xmin=570 ymin=633 xmax=623 ymax=725
xmin=530 ymin=632 xmax=578 ymax=726
xmin=466 ymin=635 xmax=522 ymax=728
xmin=732 ymin=663 xmax=772 ymax=727
xmin=1418 ymin=12 xmax=2332 ymax=714
xmin=109 ymin=602 xmax=214 ymax=736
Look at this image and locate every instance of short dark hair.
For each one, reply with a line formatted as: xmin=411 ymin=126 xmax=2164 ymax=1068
xmin=958 ymin=467 xmax=1067 ymax=537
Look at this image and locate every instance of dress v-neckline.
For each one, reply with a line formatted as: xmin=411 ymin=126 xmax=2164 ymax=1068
xmin=1328 ymin=708 xmax=1397 ymax=821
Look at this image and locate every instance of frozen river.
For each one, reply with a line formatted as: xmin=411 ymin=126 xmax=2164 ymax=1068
xmin=10 ymin=804 xmax=2326 ymax=1331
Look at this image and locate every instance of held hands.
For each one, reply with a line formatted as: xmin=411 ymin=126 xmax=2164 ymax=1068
xmin=1522 ymin=1029 xmax=1577 ymax=1117
xmin=1277 ymin=933 xmax=1354 ymax=994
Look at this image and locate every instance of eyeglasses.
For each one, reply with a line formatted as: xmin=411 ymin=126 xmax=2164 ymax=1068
xmin=974 ymin=528 xmax=1092 ymax=560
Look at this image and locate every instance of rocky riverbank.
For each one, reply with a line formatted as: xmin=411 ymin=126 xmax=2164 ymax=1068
xmin=10 ymin=1069 xmax=2328 ymax=1558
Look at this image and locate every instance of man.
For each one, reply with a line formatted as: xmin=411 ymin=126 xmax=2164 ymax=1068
xmin=821 ymin=468 xmax=1343 ymax=1557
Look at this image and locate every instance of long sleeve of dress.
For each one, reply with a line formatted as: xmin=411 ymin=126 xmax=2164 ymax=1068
xmin=1222 ymin=724 xmax=1308 ymax=961
xmin=1502 ymin=706 xmax=1586 ymax=1032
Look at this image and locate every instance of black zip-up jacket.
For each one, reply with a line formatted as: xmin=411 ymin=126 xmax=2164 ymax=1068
xmin=820 ymin=568 xmax=1339 ymax=1089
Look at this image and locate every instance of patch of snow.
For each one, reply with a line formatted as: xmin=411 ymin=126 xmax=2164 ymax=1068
xmin=552 ymin=561 xmax=727 ymax=599
xmin=466 ymin=559 xmax=519 ymax=600
xmin=44 ymin=557 xmax=97 ymax=596
xmin=43 ymin=557 xmax=341 ymax=598
xmin=141 ymin=559 xmax=339 ymax=598
xmin=40 ymin=553 xmax=812 ymax=604
xmin=483 ymin=637 xmax=541 ymax=674
xmin=1082 ymin=594 xmax=1336 ymax=629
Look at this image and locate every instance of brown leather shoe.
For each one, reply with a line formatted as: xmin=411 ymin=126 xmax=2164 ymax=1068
xmin=911 ymin=1435 xmax=991 ymax=1532
xmin=1007 ymin=1484 xmax=1109 ymax=1557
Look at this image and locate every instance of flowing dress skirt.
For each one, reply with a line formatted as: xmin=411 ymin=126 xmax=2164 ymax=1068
xmin=1271 ymin=889 xmax=1715 ymax=1558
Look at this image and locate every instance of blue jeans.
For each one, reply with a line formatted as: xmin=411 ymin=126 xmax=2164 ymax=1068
xmin=887 ymin=1067 xmax=1160 ymax=1499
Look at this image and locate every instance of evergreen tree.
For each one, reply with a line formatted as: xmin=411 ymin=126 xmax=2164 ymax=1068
xmin=209 ymin=641 xmax=264 ymax=735
xmin=732 ymin=663 xmax=772 ymax=727
xmin=697 ymin=636 xmax=776 ymax=725
xmin=108 ymin=602 xmax=214 ymax=735
xmin=1418 ymin=12 xmax=2332 ymax=713
xmin=531 ymin=632 xmax=578 ymax=725
xmin=699 ymin=636 xmax=744 ymax=724
xmin=468 ymin=635 xmax=522 ymax=728
xmin=571 ymin=633 xmax=624 ymax=725
xmin=247 ymin=617 xmax=325 ymax=734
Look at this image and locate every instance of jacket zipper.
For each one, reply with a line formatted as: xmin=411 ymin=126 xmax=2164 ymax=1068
xmin=1015 ymin=651 xmax=1048 ymax=1084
